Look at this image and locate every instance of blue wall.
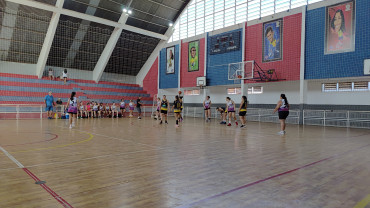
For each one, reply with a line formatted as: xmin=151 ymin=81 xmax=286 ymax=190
xmin=305 ymin=1 xmax=370 ymax=79
xmin=159 ymin=45 xmax=179 ymax=89
xmin=206 ymin=29 xmax=243 ymax=86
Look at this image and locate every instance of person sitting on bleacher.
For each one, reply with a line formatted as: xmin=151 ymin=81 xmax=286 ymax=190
xmin=48 ymin=68 xmax=54 ymax=80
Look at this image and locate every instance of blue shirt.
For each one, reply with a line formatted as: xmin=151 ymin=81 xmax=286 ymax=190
xmin=44 ymin=95 xmax=54 ymax=106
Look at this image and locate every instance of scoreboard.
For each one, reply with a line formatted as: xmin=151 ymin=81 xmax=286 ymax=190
xmin=209 ymin=31 xmax=241 ymax=55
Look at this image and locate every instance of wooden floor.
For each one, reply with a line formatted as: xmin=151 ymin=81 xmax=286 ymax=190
xmin=0 ymin=117 xmax=370 ymax=208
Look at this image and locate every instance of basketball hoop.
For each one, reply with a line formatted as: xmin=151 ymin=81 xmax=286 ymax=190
xmin=199 ymin=84 xmax=205 ymax=89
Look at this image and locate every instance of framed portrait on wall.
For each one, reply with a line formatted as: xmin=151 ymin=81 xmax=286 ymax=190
xmin=188 ymin=40 xmax=199 ymax=72
xmin=262 ymin=19 xmax=283 ymax=63
xmin=325 ymin=0 xmax=355 ymax=54
xmin=166 ymin=46 xmax=175 ymax=74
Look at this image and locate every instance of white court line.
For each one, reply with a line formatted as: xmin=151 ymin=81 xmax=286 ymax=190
xmin=0 ymin=146 xmax=24 ymax=168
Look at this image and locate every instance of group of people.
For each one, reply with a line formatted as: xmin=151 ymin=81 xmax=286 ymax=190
xmin=48 ymin=68 xmax=68 ymax=85
xmin=155 ymin=95 xmax=183 ymax=127
xmin=214 ymin=94 xmax=290 ymax=135
xmin=153 ymin=93 xmax=289 ymax=134
xmin=46 ymin=90 xmax=290 ymax=134
xmin=45 ymin=91 xmax=144 ymax=128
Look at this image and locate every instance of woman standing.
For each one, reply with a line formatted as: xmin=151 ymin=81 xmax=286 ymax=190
xmin=273 ymin=94 xmax=290 ymax=135
xmin=203 ymin=96 xmax=211 ymax=122
xmin=160 ymin=95 xmax=169 ymax=124
xmin=66 ymin=92 xmax=78 ymax=128
xmin=128 ymin=100 xmax=135 ymax=118
xmin=172 ymin=95 xmax=182 ymax=127
xmin=226 ymin=97 xmax=238 ymax=126
xmin=155 ymin=97 xmax=161 ymax=120
xmin=120 ymin=99 xmax=126 ymax=117
xmin=238 ymin=96 xmax=248 ymax=128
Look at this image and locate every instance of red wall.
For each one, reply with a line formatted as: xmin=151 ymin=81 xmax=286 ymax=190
xmin=180 ymin=38 xmax=205 ymax=88
xmin=142 ymin=57 xmax=158 ymax=97
xmin=245 ymin=13 xmax=302 ymax=82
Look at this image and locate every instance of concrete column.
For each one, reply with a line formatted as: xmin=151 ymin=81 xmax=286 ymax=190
xmin=299 ymin=6 xmax=307 ymax=125
xmin=92 ymin=13 xmax=128 ymax=83
xmin=35 ymin=0 xmax=64 ymax=78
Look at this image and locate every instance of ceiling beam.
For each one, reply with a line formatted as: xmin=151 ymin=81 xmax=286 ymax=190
xmin=6 ymin=0 xmax=168 ymax=40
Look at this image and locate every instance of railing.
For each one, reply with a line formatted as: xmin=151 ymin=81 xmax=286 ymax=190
xmin=303 ymin=110 xmax=370 ymax=129
xmin=181 ymin=107 xmax=301 ymax=125
xmin=0 ymin=105 xmax=154 ymax=119
xmin=0 ymin=104 xmax=45 ymax=119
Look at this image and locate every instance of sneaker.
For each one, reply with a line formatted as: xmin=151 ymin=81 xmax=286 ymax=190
xmin=154 ymin=117 xmax=157 ymax=120
xmin=175 ymin=124 xmax=179 ymax=128
xmin=220 ymin=121 xmax=224 ymax=124
xmin=69 ymin=125 xmax=72 ymax=129
xmin=160 ymin=121 xmax=162 ymax=124
xmin=277 ymin=131 xmax=285 ymax=135
xmin=138 ymin=117 xmax=141 ymax=119
xmin=227 ymin=123 xmax=231 ymax=126
xmin=235 ymin=122 xmax=238 ymax=126
xmin=72 ymin=123 xmax=75 ymax=127
xmin=165 ymin=121 xmax=168 ymax=124
xmin=240 ymin=125 xmax=244 ymax=128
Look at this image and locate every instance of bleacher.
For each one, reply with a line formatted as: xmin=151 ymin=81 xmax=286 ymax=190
xmin=0 ymin=73 xmax=153 ymax=106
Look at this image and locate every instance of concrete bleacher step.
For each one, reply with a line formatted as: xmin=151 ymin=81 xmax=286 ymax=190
xmin=1 ymin=73 xmax=154 ymax=106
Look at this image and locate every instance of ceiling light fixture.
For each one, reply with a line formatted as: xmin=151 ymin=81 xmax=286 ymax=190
xmin=169 ymin=22 xmax=173 ymax=27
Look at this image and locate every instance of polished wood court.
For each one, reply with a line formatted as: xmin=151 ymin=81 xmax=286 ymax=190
xmin=0 ymin=118 xmax=370 ymax=208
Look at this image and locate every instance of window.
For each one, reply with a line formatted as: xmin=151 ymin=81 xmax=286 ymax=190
xmin=323 ymin=83 xmax=337 ymax=92
xmin=168 ymin=0 xmax=326 ymax=42
xmin=353 ymin=81 xmax=369 ymax=91
xmin=184 ymin=89 xmax=201 ymax=95
xmin=227 ymin=87 xmax=241 ymax=94
xmin=248 ymin=86 xmax=263 ymax=94
xmin=338 ymin=82 xmax=352 ymax=91
xmin=323 ymin=82 xmax=370 ymax=92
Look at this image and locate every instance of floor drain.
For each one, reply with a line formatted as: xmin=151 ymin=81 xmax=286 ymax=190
xmin=35 ymin=181 xmax=46 ymax=185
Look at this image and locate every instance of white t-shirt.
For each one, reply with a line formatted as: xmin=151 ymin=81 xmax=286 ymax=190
xmin=62 ymin=71 xmax=68 ymax=78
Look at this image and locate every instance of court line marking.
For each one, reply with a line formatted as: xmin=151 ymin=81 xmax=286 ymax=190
xmin=10 ymin=132 xmax=93 ymax=154
xmin=0 ymin=145 xmax=73 ymax=208
xmin=2 ymin=133 xmax=58 ymax=147
xmin=178 ymin=142 xmax=370 ymax=208
xmin=354 ymin=194 xmax=370 ymax=208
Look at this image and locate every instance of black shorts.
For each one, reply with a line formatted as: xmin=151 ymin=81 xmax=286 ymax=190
xmin=161 ymin=110 xmax=167 ymax=114
xmin=120 ymin=107 xmax=125 ymax=110
xmin=278 ymin=111 xmax=289 ymax=119
xmin=228 ymin=111 xmax=235 ymax=113
xmin=239 ymin=111 xmax=246 ymax=116
xmin=156 ymin=109 xmax=160 ymax=112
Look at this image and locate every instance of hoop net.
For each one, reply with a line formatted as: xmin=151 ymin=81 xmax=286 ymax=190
xmin=228 ymin=60 xmax=254 ymax=81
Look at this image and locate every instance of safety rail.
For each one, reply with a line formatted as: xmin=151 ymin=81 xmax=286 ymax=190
xmin=0 ymin=104 xmax=154 ymax=119
xmin=303 ymin=110 xmax=370 ymax=129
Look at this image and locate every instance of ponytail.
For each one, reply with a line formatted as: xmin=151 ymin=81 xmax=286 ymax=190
xmin=281 ymin=94 xmax=288 ymax=105
xmin=70 ymin=91 xmax=76 ymax=101
xmin=242 ymin=95 xmax=247 ymax=103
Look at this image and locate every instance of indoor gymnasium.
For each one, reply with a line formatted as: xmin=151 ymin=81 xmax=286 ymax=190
xmin=1 ymin=0 xmax=370 ymax=207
